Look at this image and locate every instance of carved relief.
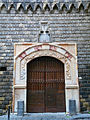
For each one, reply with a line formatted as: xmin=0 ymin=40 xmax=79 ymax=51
xmin=65 ymin=59 xmax=71 ymax=80
xmin=20 ymin=68 xmax=25 ymax=81
xmin=49 ymin=45 xmax=56 ymax=51
xmin=65 ymin=51 xmax=72 ymax=60
xmin=20 ymin=60 xmax=26 ymax=81
xmin=19 ymin=51 xmax=26 ymax=60
xmin=34 ymin=45 xmax=42 ymax=51
xmin=39 ymin=21 xmax=51 ymax=43
xmin=24 ymin=50 xmax=65 ymax=65
xmin=17 ymin=45 xmax=73 ymax=83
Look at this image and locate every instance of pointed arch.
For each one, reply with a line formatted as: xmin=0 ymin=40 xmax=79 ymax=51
xmin=43 ymin=3 xmax=51 ymax=11
xmin=78 ymin=3 xmax=84 ymax=12
xmin=17 ymin=3 xmax=24 ymax=11
xmin=0 ymin=3 xmax=7 ymax=10
xmin=34 ymin=3 xmax=42 ymax=11
xmin=68 ymin=3 xmax=76 ymax=13
xmin=53 ymin=3 xmax=59 ymax=11
xmin=8 ymin=3 xmax=16 ymax=12
xmin=27 ymin=4 xmax=33 ymax=12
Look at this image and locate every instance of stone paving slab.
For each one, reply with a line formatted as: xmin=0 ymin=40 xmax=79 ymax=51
xmin=0 ymin=113 xmax=90 ymax=120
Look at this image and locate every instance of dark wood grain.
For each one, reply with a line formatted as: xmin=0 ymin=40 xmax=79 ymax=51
xmin=27 ymin=56 xmax=65 ymax=112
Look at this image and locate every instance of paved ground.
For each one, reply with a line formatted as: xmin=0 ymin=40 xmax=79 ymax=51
xmin=0 ymin=113 xmax=90 ymax=120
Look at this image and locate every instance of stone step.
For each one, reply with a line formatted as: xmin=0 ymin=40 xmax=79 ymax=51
xmin=0 ymin=113 xmax=90 ymax=120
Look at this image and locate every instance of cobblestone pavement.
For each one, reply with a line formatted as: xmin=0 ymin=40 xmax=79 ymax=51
xmin=0 ymin=113 xmax=90 ymax=120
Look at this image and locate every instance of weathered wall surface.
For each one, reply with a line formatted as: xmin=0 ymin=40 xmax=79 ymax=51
xmin=0 ymin=1 xmax=90 ymax=115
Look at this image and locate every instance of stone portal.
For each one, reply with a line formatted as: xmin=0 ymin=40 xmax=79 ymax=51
xmin=13 ymin=43 xmax=80 ymax=113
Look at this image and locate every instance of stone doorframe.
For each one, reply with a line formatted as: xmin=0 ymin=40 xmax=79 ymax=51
xmin=13 ymin=43 xmax=80 ymax=113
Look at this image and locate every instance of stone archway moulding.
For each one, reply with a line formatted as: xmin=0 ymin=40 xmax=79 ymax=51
xmin=13 ymin=43 xmax=80 ymax=113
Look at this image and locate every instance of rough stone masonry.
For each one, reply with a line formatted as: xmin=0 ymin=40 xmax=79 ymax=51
xmin=0 ymin=0 xmax=90 ymax=115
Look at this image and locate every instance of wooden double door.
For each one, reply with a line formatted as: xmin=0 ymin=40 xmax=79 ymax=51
xmin=27 ymin=56 xmax=65 ymax=112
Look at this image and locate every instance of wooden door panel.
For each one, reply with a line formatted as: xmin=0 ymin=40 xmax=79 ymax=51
xmin=27 ymin=56 xmax=65 ymax=113
xmin=27 ymin=90 xmax=44 ymax=112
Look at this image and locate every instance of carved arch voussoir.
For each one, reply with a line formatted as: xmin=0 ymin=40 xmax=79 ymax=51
xmin=15 ymin=44 xmax=75 ymax=62
xmin=25 ymin=50 xmax=66 ymax=64
xmin=20 ymin=49 xmax=72 ymax=82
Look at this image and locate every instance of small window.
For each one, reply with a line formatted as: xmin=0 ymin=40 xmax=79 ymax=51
xmin=39 ymin=31 xmax=50 ymax=43
xmin=40 ymin=31 xmax=44 ymax=33
xmin=46 ymin=31 xmax=49 ymax=33
xmin=0 ymin=67 xmax=7 ymax=71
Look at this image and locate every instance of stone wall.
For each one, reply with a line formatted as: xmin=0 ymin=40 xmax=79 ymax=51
xmin=0 ymin=1 xmax=90 ymax=115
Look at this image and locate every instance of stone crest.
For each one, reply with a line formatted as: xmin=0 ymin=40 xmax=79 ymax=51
xmin=39 ymin=21 xmax=51 ymax=43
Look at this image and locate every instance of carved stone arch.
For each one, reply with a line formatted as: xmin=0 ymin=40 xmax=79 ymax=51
xmin=17 ymin=3 xmax=24 ymax=11
xmin=52 ymin=3 xmax=59 ymax=11
xmin=68 ymin=3 xmax=76 ymax=13
xmin=13 ymin=43 xmax=80 ymax=113
xmin=25 ymin=50 xmax=65 ymax=64
xmin=87 ymin=3 xmax=90 ymax=12
xmin=0 ymin=3 xmax=6 ymax=9
xmin=84 ymin=3 xmax=90 ymax=12
xmin=8 ymin=3 xmax=16 ymax=13
xmin=43 ymin=3 xmax=51 ymax=11
xmin=26 ymin=4 xmax=33 ymax=12
xmin=60 ymin=3 xmax=67 ymax=11
xmin=34 ymin=3 xmax=43 ymax=11
xmin=15 ymin=44 xmax=76 ymax=61
xmin=0 ymin=3 xmax=7 ymax=12
xmin=78 ymin=3 xmax=84 ymax=12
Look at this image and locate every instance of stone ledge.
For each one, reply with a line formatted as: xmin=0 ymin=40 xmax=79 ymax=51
xmin=66 ymin=85 xmax=79 ymax=89
xmin=13 ymin=85 xmax=26 ymax=89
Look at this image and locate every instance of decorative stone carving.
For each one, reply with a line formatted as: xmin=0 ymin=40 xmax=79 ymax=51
xmin=65 ymin=51 xmax=72 ymax=60
xmin=14 ymin=43 xmax=80 ymax=113
xmin=65 ymin=59 xmax=71 ymax=80
xmin=39 ymin=21 xmax=51 ymax=43
xmin=20 ymin=60 xmax=26 ymax=81
xmin=24 ymin=50 xmax=65 ymax=65
xmin=20 ymin=68 xmax=25 ymax=81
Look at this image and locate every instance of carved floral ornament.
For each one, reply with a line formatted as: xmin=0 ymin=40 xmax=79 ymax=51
xmin=16 ymin=44 xmax=75 ymax=61
xmin=15 ymin=44 xmax=76 ymax=82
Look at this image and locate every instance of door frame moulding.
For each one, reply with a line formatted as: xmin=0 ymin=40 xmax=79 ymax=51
xmin=13 ymin=42 xmax=80 ymax=113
